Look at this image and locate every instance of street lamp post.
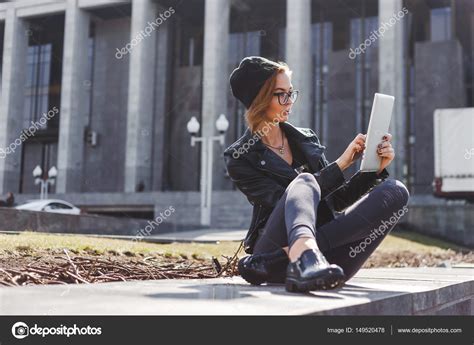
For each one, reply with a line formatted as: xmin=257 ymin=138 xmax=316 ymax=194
xmin=187 ymin=114 xmax=229 ymax=226
xmin=33 ymin=165 xmax=58 ymax=200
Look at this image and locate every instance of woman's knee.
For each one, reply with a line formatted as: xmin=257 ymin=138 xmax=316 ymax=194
xmin=293 ymin=172 xmax=321 ymax=196
xmin=378 ymin=179 xmax=410 ymax=210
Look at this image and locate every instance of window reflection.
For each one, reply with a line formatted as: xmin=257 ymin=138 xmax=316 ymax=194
xmin=24 ymin=43 xmax=52 ymax=130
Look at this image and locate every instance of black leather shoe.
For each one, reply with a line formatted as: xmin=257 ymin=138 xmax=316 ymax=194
xmin=238 ymin=248 xmax=289 ymax=285
xmin=285 ymin=248 xmax=346 ymax=292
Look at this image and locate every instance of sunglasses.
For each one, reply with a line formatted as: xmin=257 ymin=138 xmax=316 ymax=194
xmin=273 ymin=90 xmax=299 ymax=105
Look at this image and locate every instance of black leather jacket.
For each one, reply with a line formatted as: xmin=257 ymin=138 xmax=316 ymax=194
xmin=223 ymin=121 xmax=389 ymax=254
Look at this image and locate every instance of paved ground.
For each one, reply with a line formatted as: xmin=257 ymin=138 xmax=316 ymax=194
xmin=0 ymin=229 xmax=247 ymax=243
xmin=1 ymin=267 xmax=472 ymax=315
xmin=49 ymin=228 xmax=248 ymax=243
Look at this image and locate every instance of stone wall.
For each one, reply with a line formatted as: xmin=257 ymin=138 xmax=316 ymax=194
xmin=82 ymin=17 xmax=130 ymax=193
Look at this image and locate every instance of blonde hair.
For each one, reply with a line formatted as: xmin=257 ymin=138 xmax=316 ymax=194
xmin=245 ymin=62 xmax=292 ymax=133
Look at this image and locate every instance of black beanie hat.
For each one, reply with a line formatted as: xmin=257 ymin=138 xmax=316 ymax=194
xmin=229 ymin=56 xmax=282 ymax=109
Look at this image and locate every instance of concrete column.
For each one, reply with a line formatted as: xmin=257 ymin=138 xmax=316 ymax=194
xmin=378 ymin=0 xmax=406 ymax=182
xmin=286 ymin=0 xmax=312 ymax=127
xmin=56 ymin=0 xmax=90 ymax=193
xmin=201 ymin=0 xmax=230 ymax=190
xmin=0 ymin=8 xmax=29 ymax=194
xmin=151 ymin=10 xmax=170 ymax=191
xmin=124 ymin=0 xmax=158 ymax=192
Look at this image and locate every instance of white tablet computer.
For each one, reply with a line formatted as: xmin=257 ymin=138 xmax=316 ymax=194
xmin=360 ymin=93 xmax=395 ymax=172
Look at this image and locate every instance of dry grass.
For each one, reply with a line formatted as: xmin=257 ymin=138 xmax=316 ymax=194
xmin=0 ymin=231 xmax=244 ymax=260
xmin=0 ymin=230 xmax=472 ymax=287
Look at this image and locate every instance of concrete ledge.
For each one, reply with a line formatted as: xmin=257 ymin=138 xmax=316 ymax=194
xmin=0 ymin=268 xmax=472 ymax=315
xmin=405 ymin=202 xmax=474 ymax=248
xmin=0 ymin=208 xmax=243 ymax=236
xmin=14 ymin=191 xmax=253 ymax=229
xmin=0 ymin=208 xmax=154 ymax=236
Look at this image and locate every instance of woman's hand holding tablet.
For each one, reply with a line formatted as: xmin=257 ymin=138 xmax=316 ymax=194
xmin=360 ymin=93 xmax=395 ymax=173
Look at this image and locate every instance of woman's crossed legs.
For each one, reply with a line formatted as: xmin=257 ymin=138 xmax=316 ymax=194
xmin=253 ymin=173 xmax=410 ymax=280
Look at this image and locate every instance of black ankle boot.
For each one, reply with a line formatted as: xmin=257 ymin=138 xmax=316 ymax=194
xmin=238 ymin=248 xmax=289 ymax=285
xmin=285 ymin=248 xmax=346 ymax=292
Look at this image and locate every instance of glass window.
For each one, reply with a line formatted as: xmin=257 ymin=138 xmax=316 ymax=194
xmin=430 ymin=7 xmax=451 ymax=41
xmin=278 ymin=28 xmax=285 ymax=59
xmin=228 ymin=30 xmax=261 ymax=65
xmin=228 ymin=30 xmax=261 ymax=136
xmin=23 ymin=43 xmax=52 ymax=129
xmin=47 ymin=202 xmax=73 ymax=210
xmin=350 ymin=16 xmax=378 ymax=133
xmin=179 ymin=27 xmax=203 ymax=67
xmin=311 ymin=21 xmax=332 ymax=144
xmin=84 ymin=37 xmax=94 ymax=127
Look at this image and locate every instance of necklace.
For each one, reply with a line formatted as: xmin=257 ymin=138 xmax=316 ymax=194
xmin=262 ymin=130 xmax=285 ymax=155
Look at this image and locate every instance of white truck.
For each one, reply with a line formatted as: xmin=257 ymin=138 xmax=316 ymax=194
xmin=433 ymin=108 xmax=474 ymax=201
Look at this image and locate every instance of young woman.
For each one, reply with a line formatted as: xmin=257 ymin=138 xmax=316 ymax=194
xmin=224 ymin=56 xmax=409 ymax=293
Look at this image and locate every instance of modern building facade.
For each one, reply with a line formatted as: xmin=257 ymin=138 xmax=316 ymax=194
xmin=0 ymin=0 xmax=472 ymax=228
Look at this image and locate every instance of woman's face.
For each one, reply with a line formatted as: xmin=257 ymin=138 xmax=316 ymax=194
xmin=265 ymin=71 xmax=294 ymax=123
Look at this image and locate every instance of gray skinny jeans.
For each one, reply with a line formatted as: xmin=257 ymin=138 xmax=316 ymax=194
xmin=253 ymin=172 xmax=410 ymax=280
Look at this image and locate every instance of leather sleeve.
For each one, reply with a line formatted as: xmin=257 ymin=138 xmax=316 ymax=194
xmin=330 ymin=168 xmax=390 ymax=212
xmin=224 ymin=153 xmax=286 ymax=209
xmin=312 ymin=160 xmax=347 ymax=199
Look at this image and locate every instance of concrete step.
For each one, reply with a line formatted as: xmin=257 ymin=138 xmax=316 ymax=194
xmin=1 ymin=267 xmax=472 ymax=315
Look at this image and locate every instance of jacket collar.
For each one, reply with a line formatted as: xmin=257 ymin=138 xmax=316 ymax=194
xmin=236 ymin=121 xmax=327 ymax=178
xmin=239 ymin=121 xmax=320 ymax=150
